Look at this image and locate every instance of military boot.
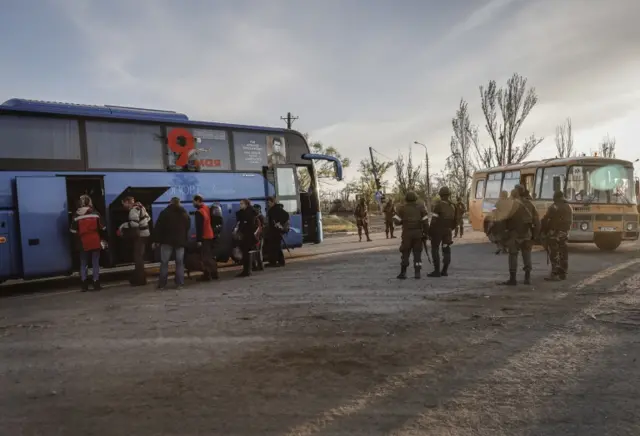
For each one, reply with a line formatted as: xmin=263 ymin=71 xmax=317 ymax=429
xmin=414 ymin=264 xmax=421 ymax=279
xmin=81 ymin=279 xmax=90 ymax=292
xmin=544 ymin=273 xmax=561 ymax=282
xmin=500 ymin=272 xmax=517 ymax=286
xmin=524 ymin=271 xmax=531 ymax=285
xmin=397 ymin=266 xmax=407 ymax=280
xmin=427 ymin=261 xmax=441 ymax=277
xmin=441 ymin=263 xmax=449 ymax=276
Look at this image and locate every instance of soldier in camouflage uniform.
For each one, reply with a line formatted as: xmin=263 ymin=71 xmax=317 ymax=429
xmin=487 ymin=190 xmax=511 ymax=254
xmin=541 ymin=190 xmax=573 ymax=281
xmin=500 ymin=187 xmax=535 ymax=285
xmin=393 ymin=191 xmax=429 ymax=279
xmin=354 ymin=197 xmax=372 ymax=242
xmin=453 ymin=198 xmax=466 ymax=238
xmin=383 ymin=198 xmax=396 ymax=239
xmin=427 ymin=187 xmax=456 ymax=277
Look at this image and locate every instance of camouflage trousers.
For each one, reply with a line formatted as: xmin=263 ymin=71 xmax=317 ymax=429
xmin=356 ymin=219 xmax=370 ymax=239
xmin=547 ymin=231 xmax=569 ymax=275
xmin=506 ymin=238 xmax=533 ymax=273
xmin=400 ymin=236 xmax=423 ymax=268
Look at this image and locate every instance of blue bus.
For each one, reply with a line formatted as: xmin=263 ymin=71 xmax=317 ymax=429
xmin=0 ymin=98 xmax=343 ymax=283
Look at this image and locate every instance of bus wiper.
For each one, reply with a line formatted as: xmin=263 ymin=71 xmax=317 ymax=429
xmin=613 ymin=191 xmax=632 ymax=205
xmin=582 ymin=193 xmax=597 ymax=206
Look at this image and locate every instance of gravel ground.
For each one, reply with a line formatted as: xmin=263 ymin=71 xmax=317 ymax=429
xmin=1 ymin=230 xmax=639 ymax=436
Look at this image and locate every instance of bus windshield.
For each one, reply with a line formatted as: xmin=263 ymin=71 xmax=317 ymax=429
xmin=566 ymin=165 xmax=636 ymax=205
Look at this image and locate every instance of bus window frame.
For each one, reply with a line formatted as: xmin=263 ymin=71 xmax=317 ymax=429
xmin=534 ymin=167 xmax=543 ymax=199
xmin=484 ymin=172 xmax=503 ymax=199
xmin=539 ymin=166 xmax=567 ymax=200
xmin=474 ymin=178 xmax=486 ymax=199
xmin=501 ymin=170 xmax=521 ymax=194
xmin=85 ymin=119 xmax=166 ymax=171
xmin=0 ymin=112 xmax=85 ymax=172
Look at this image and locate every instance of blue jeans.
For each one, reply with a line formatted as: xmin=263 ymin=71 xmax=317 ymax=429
xmin=159 ymin=244 xmax=185 ymax=286
xmin=80 ymin=250 xmax=100 ymax=281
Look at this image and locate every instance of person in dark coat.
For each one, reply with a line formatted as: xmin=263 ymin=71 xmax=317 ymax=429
xmin=151 ymin=197 xmax=191 ymax=290
xmin=233 ymin=199 xmax=258 ymax=277
xmin=265 ymin=196 xmax=290 ymax=267
xmin=70 ymin=195 xmax=107 ymax=291
xmin=252 ymin=204 xmax=265 ymax=271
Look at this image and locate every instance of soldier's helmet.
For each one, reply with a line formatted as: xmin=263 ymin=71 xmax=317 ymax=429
xmin=438 ymin=186 xmax=451 ymax=197
xmin=405 ymin=191 xmax=418 ymax=202
xmin=553 ymin=190 xmax=564 ymax=201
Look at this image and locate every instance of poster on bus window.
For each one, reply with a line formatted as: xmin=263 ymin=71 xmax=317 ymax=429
xmin=267 ymin=136 xmax=286 ymax=166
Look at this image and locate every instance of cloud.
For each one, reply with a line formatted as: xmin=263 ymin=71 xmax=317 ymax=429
xmin=5 ymin=0 xmax=638 ymax=187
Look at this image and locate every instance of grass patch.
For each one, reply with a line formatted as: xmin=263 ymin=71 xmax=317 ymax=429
xmin=323 ymin=215 xmax=357 ymax=233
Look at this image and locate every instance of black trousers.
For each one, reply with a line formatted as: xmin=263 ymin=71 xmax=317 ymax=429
xmin=200 ymin=239 xmax=218 ymax=279
xmin=266 ymin=232 xmax=285 ymax=265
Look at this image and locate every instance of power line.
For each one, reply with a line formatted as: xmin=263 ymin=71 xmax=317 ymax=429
xmin=370 ymin=147 xmax=394 ymax=161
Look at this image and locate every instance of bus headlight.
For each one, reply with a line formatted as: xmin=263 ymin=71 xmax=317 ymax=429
xmin=627 ymin=222 xmax=635 ymax=231
xmin=580 ymin=222 xmax=588 ymax=231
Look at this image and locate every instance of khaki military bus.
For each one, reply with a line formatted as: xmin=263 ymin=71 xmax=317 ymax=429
xmin=469 ymin=156 xmax=639 ymax=251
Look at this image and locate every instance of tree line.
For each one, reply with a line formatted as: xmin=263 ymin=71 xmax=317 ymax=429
xmin=303 ymin=73 xmax=619 ymax=212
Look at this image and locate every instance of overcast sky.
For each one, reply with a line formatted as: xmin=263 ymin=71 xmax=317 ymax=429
xmin=1 ymin=0 xmax=639 ymax=182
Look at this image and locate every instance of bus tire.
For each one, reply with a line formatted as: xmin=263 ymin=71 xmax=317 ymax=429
xmin=594 ymin=234 xmax=622 ymax=251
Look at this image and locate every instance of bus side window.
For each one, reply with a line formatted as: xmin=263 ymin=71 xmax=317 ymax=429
xmin=534 ymin=167 xmax=543 ymax=199
xmin=475 ymin=180 xmax=485 ymax=199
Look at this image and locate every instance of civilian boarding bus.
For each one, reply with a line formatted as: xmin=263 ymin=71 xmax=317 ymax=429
xmin=469 ymin=156 xmax=638 ymax=251
xmin=0 ymin=98 xmax=343 ymax=283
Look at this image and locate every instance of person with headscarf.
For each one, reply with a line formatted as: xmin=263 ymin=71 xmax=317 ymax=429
xmin=70 ymin=195 xmax=106 ymax=291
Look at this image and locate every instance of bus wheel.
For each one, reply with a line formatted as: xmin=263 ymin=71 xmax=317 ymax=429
xmin=594 ymin=234 xmax=622 ymax=251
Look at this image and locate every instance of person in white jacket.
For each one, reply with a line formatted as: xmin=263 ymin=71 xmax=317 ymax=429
xmin=118 ymin=196 xmax=151 ymax=286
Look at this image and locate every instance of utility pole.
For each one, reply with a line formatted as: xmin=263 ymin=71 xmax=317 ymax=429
xmin=280 ymin=112 xmax=298 ymax=129
xmin=369 ymin=147 xmax=381 ymax=191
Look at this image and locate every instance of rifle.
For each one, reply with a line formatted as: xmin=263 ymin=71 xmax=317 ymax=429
xmin=538 ymin=234 xmax=550 ymax=265
xmin=280 ymin=233 xmax=291 ymax=256
xmin=422 ymin=237 xmax=432 ymax=264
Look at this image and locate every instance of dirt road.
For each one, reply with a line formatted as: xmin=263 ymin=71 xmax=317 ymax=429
xmin=1 ymin=231 xmax=639 ymax=435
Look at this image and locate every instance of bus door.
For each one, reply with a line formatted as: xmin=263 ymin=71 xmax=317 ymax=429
xmin=16 ymin=176 xmax=73 ymax=278
xmin=272 ymin=165 xmax=303 ymax=249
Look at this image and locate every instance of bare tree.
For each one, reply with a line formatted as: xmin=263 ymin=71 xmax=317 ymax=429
xmin=395 ymin=151 xmax=422 ymax=197
xmin=555 ymin=118 xmax=574 ymax=158
xmin=301 ymin=134 xmax=351 ymax=188
xmin=478 ymin=73 xmax=543 ymax=166
xmin=599 ymin=134 xmax=616 ymax=158
xmin=449 ymin=99 xmax=476 ymax=201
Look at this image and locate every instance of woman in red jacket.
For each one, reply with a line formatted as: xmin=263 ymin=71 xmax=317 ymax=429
xmin=70 ymin=195 xmax=106 ymax=291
